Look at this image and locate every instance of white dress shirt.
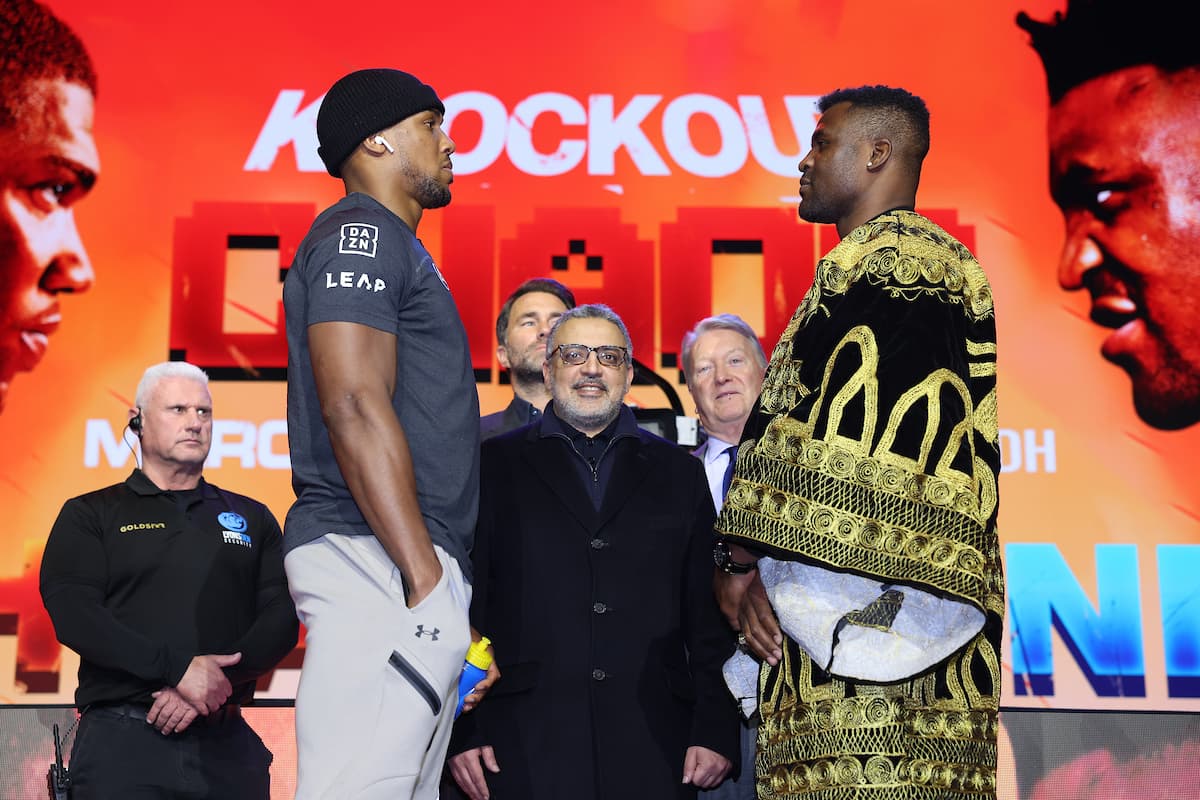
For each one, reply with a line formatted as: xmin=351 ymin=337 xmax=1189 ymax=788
xmin=698 ymin=435 xmax=738 ymax=512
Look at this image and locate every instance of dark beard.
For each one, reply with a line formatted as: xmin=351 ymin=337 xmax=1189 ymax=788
xmin=510 ymin=363 xmax=544 ymax=387
xmin=413 ymin=174 xmax=451 ymax=209
xmin=797 ymin=197 xmax=835 ymax=225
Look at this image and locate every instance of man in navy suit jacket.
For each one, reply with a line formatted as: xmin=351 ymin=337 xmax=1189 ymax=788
xmin=681 ymin=314 xmax=766 ymax=799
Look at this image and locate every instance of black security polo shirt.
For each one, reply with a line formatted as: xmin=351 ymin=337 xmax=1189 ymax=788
xmin=40 ymin=470 xmax=298 ymax=709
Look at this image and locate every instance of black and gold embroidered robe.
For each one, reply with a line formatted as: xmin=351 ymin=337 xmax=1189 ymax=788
xmin=716 ymin=210 xmax=1003 ymax=799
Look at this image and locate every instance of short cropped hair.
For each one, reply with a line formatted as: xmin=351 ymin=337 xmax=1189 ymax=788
xmin=495 ymin=278 xmax=577 ymax=348
xmin=819 ymin=85 xmax=931 ymax=166
xmin=546 ymin=304 xmax=633 ymax=362
xmin=135 ymin=362 xmax=210 ymax=410
xmin=1017 ymin=0 xmax=1195 ymax=104
xmin=680 ymin=314 xmax=767 ymax=379
xmin=1 ymin=0 xmax=97 ymax=127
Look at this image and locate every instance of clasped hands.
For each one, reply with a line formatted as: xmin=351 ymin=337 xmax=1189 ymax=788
xmin=146 ymin=652 xmax=241 ymax=735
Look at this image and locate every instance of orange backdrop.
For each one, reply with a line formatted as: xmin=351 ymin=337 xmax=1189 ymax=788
xmin=2 ymin=0 xmax=1197 ymax=735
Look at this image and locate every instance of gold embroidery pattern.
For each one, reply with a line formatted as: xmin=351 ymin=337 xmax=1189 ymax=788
xmin=845 ymin=589 xmax=905 ymax=631
xmin=761 ymin=302 xmax=812 ymax=415
xmin=721 ymin=468 xmax=991 ymax=607
xmin=723 ymin=211 xmax=1002 ymax=798
xmin=720 ymin=214 xmax=1001 ymax=611
xmin=721 ymin=408 xmax=997 ymax=609
xmin=794 ymin=213 xmax=995 ymax=332
xmin=755 ymin=630 xmax=1001 ymax=799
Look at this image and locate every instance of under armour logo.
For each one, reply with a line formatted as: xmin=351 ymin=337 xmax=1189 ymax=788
xmin=415 ymin=625 xmax=440 ymax=641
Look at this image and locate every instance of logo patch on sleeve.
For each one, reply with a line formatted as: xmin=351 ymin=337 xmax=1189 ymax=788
xmin=218 ymin=511 xmax=248 ymax=532
xmin=429 ymin=259 xmax=450 ymax=291
xmin=339 ymin=223 xmax=379 ymax=258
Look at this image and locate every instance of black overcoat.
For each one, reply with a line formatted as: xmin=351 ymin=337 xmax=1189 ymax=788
xmin=449 ymin=411 xmax=740 ymax=800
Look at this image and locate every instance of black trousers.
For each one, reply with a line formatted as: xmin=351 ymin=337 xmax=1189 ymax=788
xmin=67 ymin=705 xmax=273 ymax=799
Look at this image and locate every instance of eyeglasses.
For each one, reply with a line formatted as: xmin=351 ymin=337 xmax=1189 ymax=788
xmin=552 ymin=343 xmax=629 ymax=368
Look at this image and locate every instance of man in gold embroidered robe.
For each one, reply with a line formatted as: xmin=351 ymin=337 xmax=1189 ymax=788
xmin=713 ymin=86 xmax=1002 ymax=800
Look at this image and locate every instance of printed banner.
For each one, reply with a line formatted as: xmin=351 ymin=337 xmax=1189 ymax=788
xmin=2 ymin=0 xmax=1197 ymax=749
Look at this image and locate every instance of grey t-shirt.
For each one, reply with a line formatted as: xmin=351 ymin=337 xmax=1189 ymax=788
xmin=283 ymin=192 xmax=479 ymax=579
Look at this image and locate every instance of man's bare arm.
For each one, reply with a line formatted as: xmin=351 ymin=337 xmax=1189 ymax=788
xmin=309 ymin=320 xmax=442 ymax=606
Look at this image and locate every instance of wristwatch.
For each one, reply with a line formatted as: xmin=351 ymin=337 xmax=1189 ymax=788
xmin=713 ymin=540 xmax=756 ymax=575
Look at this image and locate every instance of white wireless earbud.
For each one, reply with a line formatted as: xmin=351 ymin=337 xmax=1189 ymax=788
xmin=373 ymin=136 xmax=395 ymax=154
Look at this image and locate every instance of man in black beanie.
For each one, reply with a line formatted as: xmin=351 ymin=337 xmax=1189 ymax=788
xmin=282 ymin=68 xmax=492 ymax=799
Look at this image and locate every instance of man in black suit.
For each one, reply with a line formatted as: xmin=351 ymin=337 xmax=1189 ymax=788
xmin=447 ymin=303 xmax=738 ymax=800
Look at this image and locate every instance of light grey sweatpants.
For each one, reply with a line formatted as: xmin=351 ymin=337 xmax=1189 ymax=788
xmin=285 ymin=534 xmax=471 ymax=800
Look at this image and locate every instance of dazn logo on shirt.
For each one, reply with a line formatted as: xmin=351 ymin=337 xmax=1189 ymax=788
xmin=339 ymin=222 xmax=378 ymax=258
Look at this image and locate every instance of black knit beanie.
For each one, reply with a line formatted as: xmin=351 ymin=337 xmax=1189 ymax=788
xmin=316 ymin=68 xmax=445 ymax=178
